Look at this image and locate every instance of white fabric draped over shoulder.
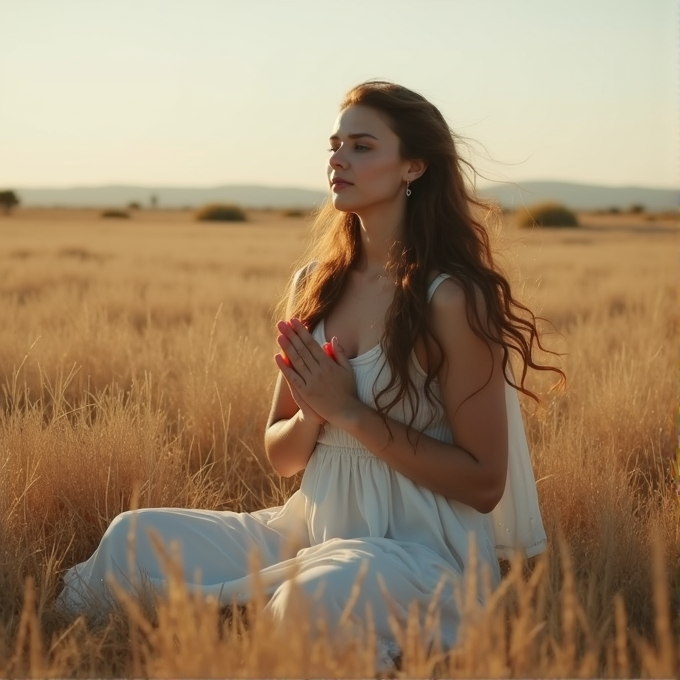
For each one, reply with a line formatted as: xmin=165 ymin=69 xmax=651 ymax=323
xmin=491 ymin=365 xmax=547 ymax=558
xmin=427 ymin=272 xmax=547 ymax=559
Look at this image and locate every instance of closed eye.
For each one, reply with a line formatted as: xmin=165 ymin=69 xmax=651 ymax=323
xmin=327 ymin=144 xmax=371 ymax=152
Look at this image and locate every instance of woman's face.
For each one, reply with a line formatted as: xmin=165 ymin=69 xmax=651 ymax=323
xmin=327 ymin=104 xmax=410 ymax=213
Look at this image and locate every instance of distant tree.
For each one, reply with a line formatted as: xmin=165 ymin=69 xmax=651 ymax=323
xmin=0 ymin=190 xmax=20 ymax=215
xmin=628 ymin=203 xmax=645 ymax=214
xmin=150 ymin=194 xmax=158 ymax=209
xmin=128 ymin=201 xmax=142 ymax=210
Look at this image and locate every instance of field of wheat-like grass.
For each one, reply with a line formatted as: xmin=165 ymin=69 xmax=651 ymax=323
xmin=0 ymin=208 xmax=677 ymax=677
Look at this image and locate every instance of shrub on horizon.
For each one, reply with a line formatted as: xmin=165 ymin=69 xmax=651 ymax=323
xmin=195 ymin=203 xmax=247 ymax=223
xmin=281 ymin=208 xmax=308 ymax=218
xmin=515 ymin=201 xmax=579 ymax=229
xmin=0 ymin=189 xmax=20 ymax=215
xmin=101 ymin=209 xmax=130 ymax=219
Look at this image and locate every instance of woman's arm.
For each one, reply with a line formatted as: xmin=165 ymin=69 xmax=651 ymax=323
xmin=265 ymin=379 xmax=323 ymax=478
xmin=276 ymin=279 xmax=508 ymax=512
xmin=340 ymin=278 xmax=508 ymax=512
xmin=264 ymin=265 xmax=323 ymax=478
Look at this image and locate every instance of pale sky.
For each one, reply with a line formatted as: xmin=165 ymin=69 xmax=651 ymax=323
xmin=0 ymin=0 xmax=676 ymax=191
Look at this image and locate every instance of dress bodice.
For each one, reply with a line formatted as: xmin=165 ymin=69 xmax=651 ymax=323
xmin=313 ymin=316 xmax=453 ymax=453
xmin=299 ymin=273 xmax=547 ymax=564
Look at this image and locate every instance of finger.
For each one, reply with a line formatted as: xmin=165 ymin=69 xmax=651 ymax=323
xmin=289 ymin=318 xmax=328 ymax=363
xmin=289 ymin=317 xmax=310 ymax=333
xmin=331 ymin=337 xmax=352 ymax=370
xmin=322 ymin=342 xmax=335 ymax=361
xmin=276 ymin=329 xmax=310 ymax=373
xmin=279 ymin=320 xmax=318 ymax=369
xmin=274 ymin=353 xmax=306 ymax=388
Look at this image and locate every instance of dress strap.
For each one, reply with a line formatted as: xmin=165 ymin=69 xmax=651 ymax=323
xmin=427 ymin=273 xmax=452 ymax=303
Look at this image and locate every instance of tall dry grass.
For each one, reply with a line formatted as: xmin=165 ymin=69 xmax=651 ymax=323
xmin=0 ymin=208 xmax=677 ymax=677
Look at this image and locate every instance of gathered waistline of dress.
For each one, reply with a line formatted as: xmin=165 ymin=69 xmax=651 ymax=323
xmin=313 ymin=442 xmax=380 ymax=459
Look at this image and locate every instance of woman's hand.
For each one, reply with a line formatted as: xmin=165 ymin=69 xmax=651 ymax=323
xmin=274 ymin=318 xmax=359 ymax=426
xmin=286 ymin=381 xmax=326 ymax=426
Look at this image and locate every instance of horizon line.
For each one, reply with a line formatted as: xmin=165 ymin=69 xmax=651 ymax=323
xmin=3 ymin=179 xmax=678 ymax=192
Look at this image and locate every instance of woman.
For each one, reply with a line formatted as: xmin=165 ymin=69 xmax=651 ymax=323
xmin=57 ymin=81 xmax=564 ymax=668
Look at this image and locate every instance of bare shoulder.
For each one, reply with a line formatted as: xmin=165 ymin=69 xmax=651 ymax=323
xmin=428 ymin=274 xmax=505 ymax=412
xmin=427 ymin=274 xmax=501 ymax=370
xmin=287 ymin=260 xmax=319 ymax=304
xmin=429 ymin=275 xmax=487 ymax=326
xmin=430 ymin=275 xmax=465 ymax=305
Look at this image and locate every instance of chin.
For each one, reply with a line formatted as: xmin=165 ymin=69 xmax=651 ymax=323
xmin=330 ymin=195 xmax=356 ymax=213
xmin=330 ymin=193 xmax=371 ymax=214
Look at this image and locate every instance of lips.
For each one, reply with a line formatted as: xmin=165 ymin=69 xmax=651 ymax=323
xmin=331 ymin=178 xmax=353 ymax=191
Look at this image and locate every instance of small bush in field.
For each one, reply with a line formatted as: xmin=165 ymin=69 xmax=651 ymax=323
xmin=516 ymin=201 xmax=579 ymax=228
xmin=195 ymin=203 xmax=247 ymax=222
xmin=101 ymin=209 xmax=130 ymax=219
xmin=281 ymin=208 xmax=308 ymax=218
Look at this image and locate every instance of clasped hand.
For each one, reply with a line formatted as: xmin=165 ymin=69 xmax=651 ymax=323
xmin=274 ymin=318 xmax=358 ymax=426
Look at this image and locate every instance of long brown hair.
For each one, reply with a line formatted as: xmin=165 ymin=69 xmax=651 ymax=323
xmin=286 ymin=81 xmax=565 ymax=427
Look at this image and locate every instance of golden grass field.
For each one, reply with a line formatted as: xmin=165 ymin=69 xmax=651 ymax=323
xmin=0 ymin=206 xmax=678 ymax=677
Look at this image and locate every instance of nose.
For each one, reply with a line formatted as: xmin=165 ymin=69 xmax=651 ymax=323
xmin=329 ymin=147 xmax=348 ymax=170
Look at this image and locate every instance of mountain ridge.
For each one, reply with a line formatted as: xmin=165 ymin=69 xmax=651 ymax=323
xmin=7 ymin=180 xmax=677 ymax=211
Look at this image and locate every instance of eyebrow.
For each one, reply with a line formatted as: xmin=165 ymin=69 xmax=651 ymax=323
xmin=329 ymin=133 xmax=379 ymax=141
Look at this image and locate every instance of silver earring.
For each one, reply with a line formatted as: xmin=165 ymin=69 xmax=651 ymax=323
xmin=406 ymin=181 xmax=412 ymax=197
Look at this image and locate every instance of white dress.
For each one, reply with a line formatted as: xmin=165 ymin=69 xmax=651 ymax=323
xmin=56 ymin=274 xmax=546 ymax=663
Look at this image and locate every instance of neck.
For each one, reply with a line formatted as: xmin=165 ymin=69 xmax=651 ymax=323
xmin=353 ymin=196 xmax=406 ymax=276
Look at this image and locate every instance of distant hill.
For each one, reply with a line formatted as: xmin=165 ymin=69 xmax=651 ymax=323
xmin=478 ymin=181 xmax=677 ymax=212
xmin=11 ymin=184 xmax=327 ymax=210
xmin=8 ymin=180 xmax=678 ymax=212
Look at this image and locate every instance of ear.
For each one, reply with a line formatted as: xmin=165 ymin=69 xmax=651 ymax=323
xmin=404 ymin=159 xmax=427 ymax=183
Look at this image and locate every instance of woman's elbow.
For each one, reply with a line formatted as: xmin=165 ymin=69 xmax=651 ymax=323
xmin=474 ymin=472 xmax=507 ymax=514
xmin=264 ymin=441 xmax=293 ymax=478
xmin=475 ymin=494 xmax=502 ymax=515
xmin=264 ymin=448 xmax=295 ymax=478
xmin=264 ymin=431 xmax=303 ymax=478
xmin=264 ymin=428 xmax=287 ymax=477
xmin=268 ymin=460 xmax=297 ymax=478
